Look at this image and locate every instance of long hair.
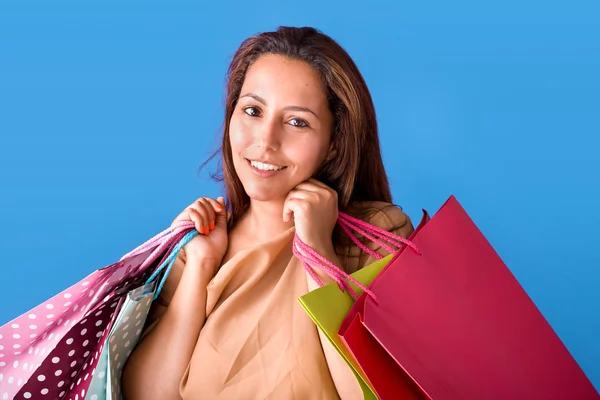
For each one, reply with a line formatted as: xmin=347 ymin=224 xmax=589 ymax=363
xmin=204 ymin=26 xmax=395 ymax=242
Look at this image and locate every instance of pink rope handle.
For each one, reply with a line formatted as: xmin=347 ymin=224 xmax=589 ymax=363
xmin=338 ymin=212 xmax=421 ymax=255
xmin=337 ymin=222 xmax=384 ymax=260
xmin=135 ymin=224 xmax=192 ymax=274
xmin=292 ymin=237 xmax=346 ymax=290
xmin=339 ymin=218 xmax=397 ymax=255
xmin=293 ymin=234 xmax=379 ymax=303
xmin=340 ymin=217 xmax=406 ymax=250
xmin=120 ymin=221 xmax=195 ymax=260
xmin=293 ymin=211 xmax=421 ymax=302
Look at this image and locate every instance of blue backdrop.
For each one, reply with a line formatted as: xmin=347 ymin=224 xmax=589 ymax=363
xmin=1 ymin=0 xmax=598 ymax=391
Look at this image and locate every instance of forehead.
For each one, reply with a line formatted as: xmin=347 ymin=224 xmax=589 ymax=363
xmin=241 ymin=54 xmax=329 ymax=106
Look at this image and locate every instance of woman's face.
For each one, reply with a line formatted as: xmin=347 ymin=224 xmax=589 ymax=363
xmin=229 ymin=54 xmax=334 ymax=203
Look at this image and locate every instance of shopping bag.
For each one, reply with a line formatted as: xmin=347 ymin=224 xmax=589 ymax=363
xmin=298 ymin=255 xmax=392 ymax=400
xmin=338 ymin=195 xmax=599 ymax=399
xmin=85 ymin=280 xmax=156 ymax=400
xmin=0 ymin=223 xmax=194 ymax=400
xmin=84 ymin=229 xmax=195 ymax=400
xmin=296 ymin=210 xmax=429 ymax=400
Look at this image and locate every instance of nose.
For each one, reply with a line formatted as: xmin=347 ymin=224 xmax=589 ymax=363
xmin=254 ymin=117 xmax=280 ymax=151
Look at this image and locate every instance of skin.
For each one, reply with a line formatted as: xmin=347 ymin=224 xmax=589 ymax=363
xmin=122 ymin=54 xmax=362 ymax=400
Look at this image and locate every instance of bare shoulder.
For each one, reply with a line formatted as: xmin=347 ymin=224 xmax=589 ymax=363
xmin=346 ymin=200 xmax=414 ymax=239
xmin=336 ymin=200 xmax=415 ymax=273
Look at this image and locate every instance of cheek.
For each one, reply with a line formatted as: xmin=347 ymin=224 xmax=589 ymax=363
xmin=287 ymin=137 xmax=331 ymax=170
xmin=228 ymin=117 xmax=249 ymax=153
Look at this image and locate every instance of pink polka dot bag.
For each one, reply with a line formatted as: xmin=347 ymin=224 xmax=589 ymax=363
xmin=0 ymin=222 xmax=197 ymax=400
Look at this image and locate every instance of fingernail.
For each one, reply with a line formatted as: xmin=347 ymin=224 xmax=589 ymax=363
xmin=215 ymin=203 xmax=223 ymax=211
xmin=210 ymin=221 xmax=215 ymax=230
xmin=199 ymin=226 xmax=204 ymax=234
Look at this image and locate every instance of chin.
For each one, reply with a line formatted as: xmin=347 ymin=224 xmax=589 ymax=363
xmin=242 ymin=184 xmax=288 ymax=202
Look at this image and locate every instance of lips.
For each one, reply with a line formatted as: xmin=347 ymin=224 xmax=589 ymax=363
xmin=246 ymin=158 xmax=287 ymax=172
xmin=245 ymin=158 xmax=288 ymax=178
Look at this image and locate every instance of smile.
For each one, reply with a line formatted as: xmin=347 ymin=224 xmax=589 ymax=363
xmin=247 ymin=159 xmax=287 ymax=171
xmin=245 ymin=158 xmax=288 ymax=178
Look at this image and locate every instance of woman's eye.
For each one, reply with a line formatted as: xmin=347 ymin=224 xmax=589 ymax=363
xmin=289 ymin=118 xmax=309 ymax=128
xmin=243 ymin=106 xmax=261 ymax=117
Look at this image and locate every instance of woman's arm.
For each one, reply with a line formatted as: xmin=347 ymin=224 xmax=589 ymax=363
xmin=305 ymin=204 xmax=414 ymax=400
xmin=305 ymin=245 xmax=364 ymax=400
xmin=121 ymin=254 xmax=218 ymax=400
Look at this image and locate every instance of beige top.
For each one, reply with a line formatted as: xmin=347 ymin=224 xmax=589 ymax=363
xmin=143 ymin=201 xmax=413 ymax=399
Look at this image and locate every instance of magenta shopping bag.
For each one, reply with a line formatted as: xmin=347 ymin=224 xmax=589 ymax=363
xmin=0 ymin=223 xmax=194 ymax=400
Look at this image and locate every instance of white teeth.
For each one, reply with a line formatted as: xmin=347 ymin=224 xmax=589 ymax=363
xmin=250 ymin=160 xmax=285 ymax=171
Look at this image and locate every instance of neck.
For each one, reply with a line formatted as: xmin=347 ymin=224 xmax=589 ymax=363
xmin=238 ymin=198 xmax=295 ymax=240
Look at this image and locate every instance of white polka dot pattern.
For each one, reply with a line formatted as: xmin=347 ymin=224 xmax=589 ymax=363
xmin=84 ymin=336 xmax=109 ymax=400
xmin=84 ymin=280 xmax=156 ymax=400
xmin=0 ymin=247 xmax=159 ymax=400
xmin=66 ymin=297 xmax=123 ymax=400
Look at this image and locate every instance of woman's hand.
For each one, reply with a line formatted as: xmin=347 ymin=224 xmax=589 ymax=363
xmin=283 ymin=178 xmax=338 ymax=254
xmin=171 ymin=196 xmax=228 ymax=262
xmin=124 ymin=196 xmax=227 ymax=400
xmin=285 ymin=181 xmax=364 ymax=399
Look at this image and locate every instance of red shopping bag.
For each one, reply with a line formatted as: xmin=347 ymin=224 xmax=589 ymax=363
xmin=0 ymin=224 xmax=192 ymax=400
xmin=338 ymin=195 xmax=598 ymax=399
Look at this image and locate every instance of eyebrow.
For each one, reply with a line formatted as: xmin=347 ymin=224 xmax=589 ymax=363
xmin=240 ymin=92 xmax=320 ymax=119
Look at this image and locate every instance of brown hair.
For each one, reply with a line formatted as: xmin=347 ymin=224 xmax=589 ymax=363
xmin=205 ymin=26 xmax=395 ymax=240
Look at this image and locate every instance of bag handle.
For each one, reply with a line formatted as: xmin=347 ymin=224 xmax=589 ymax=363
xmin=294 ymin=211 xmax=421 ymax=300
xmin=339 ymin=212 xmax=421 ymax=257
xmin=126 ymin=208 xmax=423 ymax=301
xmin=145 ymin=229 xmax=198 ymax=299
xmin=121 ymin=221 xmax=195 ymax=260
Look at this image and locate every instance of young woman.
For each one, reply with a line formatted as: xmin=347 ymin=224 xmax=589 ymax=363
xmin=122 ymin=26 xmax=413 ymax=400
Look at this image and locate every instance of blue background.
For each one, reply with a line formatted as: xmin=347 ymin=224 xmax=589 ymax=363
xmin=1 ymin=0 xmax=598 ymax=391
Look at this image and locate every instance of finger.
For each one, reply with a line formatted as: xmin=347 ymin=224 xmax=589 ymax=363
xmin=172 ymin=209 xmax=195 ymax=228
xmin=196 ymin=198 xmax=216 ymax=231
xmin=306 ymin=179 xmax=338 ymax=199
xmin=203 ymin=197 xmax=225 ymax=215
xmin=283 ymin=190 xmax=299 ymax=223
xmin=292 ymin=181 xmax=322 ymax=192
xmin=283 ymin=197 xmax=311 ymax=223
xmin=214 ymin=196 xmax=228 ymax=226
xmin=296 ymin=180 xmax=338 ymax=204
xmin=187 ymin=207 xmax=207 ymax=234
xmin=285 ymin=188 xmax=307 ymax=200
xmin=306 ymin=178 xmax=330 ymax=190
xmin=286 ymin=188 xmax=320 ymax=203
xmin=294 ymin=181 xmax=335 ymax=199
xmin=282 ymin=197 xmax=298 ymax=223
xmin=191 ymin=199 xmax=214 ymax=234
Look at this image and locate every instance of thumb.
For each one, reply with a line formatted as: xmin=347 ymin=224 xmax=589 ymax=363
xmin=215 ymin=196 xmax=228 ymax=226
xmin=282 ymin=199 xmax=296 ymax=223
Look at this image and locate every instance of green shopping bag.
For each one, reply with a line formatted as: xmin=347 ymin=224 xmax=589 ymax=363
xmin=298 ymin=254 xmax=393 ymax=400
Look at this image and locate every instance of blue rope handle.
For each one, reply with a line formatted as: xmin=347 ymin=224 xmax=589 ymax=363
xmin=145 ymin=230 xmax=199 ymax=300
